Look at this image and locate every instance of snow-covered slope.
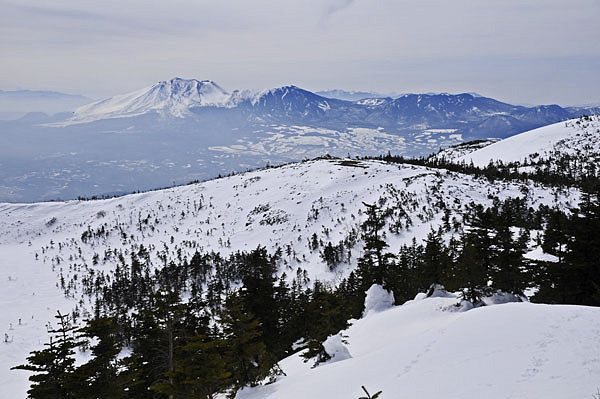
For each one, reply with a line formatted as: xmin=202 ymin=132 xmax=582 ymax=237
xmin=430 ymin=139 xmax=498 ymax=163
xmin=68 ymin=78 xmax=234 ymax=123
xmin=237 ymin=293 xmax=600 ymax=399
xmin=457 ymin=115 xmax=600 ymax=167
xmin=0 ymin=158 xmax=580 ymax=397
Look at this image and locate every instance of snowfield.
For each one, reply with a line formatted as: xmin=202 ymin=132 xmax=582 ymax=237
xmin=238 ymin=292 xmax=600 ymax=399
xmin=457 ymin=116 xmax=600 ymax=167
xmin=0 ymin=156 xmax=589 ymax=398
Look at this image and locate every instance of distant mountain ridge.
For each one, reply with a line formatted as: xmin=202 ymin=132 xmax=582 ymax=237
xmin=315 ymin=89 xmax=397 ymax=101
xmin=1 ymin=77 xmax=598 ymax=202
xmin=0 ymin=89 xmax=91 ymax=120
xmin=63 ymin=78 xmax=591 ymax=136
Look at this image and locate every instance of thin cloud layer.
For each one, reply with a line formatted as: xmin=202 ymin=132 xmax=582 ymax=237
xmin=1 ymin=0 xmax=598 ymax=105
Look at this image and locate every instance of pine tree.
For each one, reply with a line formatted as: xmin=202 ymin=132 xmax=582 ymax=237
xmin=122 ymin=290 xmax=186 ymax=399
xmin=420 ymin=228 xmax=451 ymax=289
xmin=384 ymin=240 xmax=422 ymax=304
xmin=490 ymin=206 xmax=530 ymax=296
xmin=535 ymin=187 xmax=600 ymax=305
xmin=301 ymin=281 xmax=351 ymax=365
xmin=165 ymin=334 xmax=231 ymax=399
xmin=12 ymin=311 xmax=81 ymax=399
xmin=357 ymin=202 xmax=395 ymax=288
xmin=220 ymin=293 xmax=272 ymax=395
xmin=455 ymin=230 xmax=491 ymax=305
xmin=72 ymin=317 xmax=124 ymax=399
xmin=238 ymin=246 xmax=280 ymax=356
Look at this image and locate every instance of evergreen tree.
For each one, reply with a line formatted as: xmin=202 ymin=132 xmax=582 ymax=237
xmin=357 ymin=202 xmax=395 ymax=288
xmin=122 ymin=290 xmax=186 ymax=399
xmin=489 ymin=206 xmax=530 ymax=296
xmin=301 ymin=281 xmax=351 ymax=365
xmin=12 ymin=311 xmax=81 ymax=399
xmin=535 ymin=187 xmax=600 ymax=305
xmin=384 ymin=240 xmax=423 ymax=304
xmin=220 ymin=293 xmax=272 ymax=394
xmin=72 ymin=317 xmax=124 ymax=399
xmin=238 ymin=246 xmax=280 ymax=356
xmin=166 ymin=334 xmax=231 ymax=399
xmin=454 ymin=230 xmax=491 ymax=305
xmin=420 ymin=228 xmax=451 ymax=289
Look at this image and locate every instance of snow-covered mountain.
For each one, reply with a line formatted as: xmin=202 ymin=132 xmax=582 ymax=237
xmin=457 ymin=115 xmax=600 ymax=167
xmin=62 ymin=80 xmax=578 ymax=133
xmin=69 ymin=78 xmax=235 ymax=123
xmin=0 ymin=78 xmax=593 ymax=202
xmin=0 ymin=153 xmax=594 ymax=397
xmin=315 ymin=89 xmax=396 ymax=101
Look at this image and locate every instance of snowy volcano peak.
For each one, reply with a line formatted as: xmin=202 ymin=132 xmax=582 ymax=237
xmin=67 ymin=77 xmax=234 ymax=123
xmin=153 ymin=77 xmax=229 ymax=104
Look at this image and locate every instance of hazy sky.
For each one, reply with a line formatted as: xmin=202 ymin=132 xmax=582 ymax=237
xmin=1 ymin=0 xmax=599 ymax=105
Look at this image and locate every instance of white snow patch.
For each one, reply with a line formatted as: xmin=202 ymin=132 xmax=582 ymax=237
xmin=322 ymin=333 xmax=352 ymax=364
xmin=238 ymin=297 xmax=600 ymax=399
xmin=362 ymin=284 xmax=394 ymax=317
xmin=458 ymin=116 xmax=600 ymax=167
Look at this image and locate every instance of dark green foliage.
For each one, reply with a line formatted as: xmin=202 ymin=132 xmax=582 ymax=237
xmin=237 ymin=246 xmax=279 ymax=356
xmin=220 ymin=293 xmax=272 ymax=392
xmin=454 ymin=230 xmax=491 ymax=304
xmin=12 ymin=311 xmax=81 ymax=399
xmin=357 ymin=202 xmax=395 ymax=288
xmin=168 ymin=334 xmax=231 ymax=399
xmin=421 ymin=228 xmax=452 ymax=287
xmin=534 ymin=186 xmax=600 ymax=305
xmin=73 ymin=317 xmax=124 ymax=399
xmin=384 ymin=239 xmax=423 ymax=304
xmin=301 ymin=281 xmax=352 ymax=365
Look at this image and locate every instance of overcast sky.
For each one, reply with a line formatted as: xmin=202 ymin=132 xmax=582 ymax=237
xmin=1 ymin=0 xmax=599 ymax=105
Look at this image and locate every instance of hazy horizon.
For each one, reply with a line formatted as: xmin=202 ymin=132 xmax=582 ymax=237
xmin=2 ymin=0 xmax=599 ymax=106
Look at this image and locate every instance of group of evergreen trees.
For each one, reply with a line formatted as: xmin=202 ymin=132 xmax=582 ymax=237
xmin=534 ymin=188 xmax=600 ymax=305
xmin=15 ymin=245 xmax=359 ymax=399
xmin=355 ymin=189 xmax=600 ymax=308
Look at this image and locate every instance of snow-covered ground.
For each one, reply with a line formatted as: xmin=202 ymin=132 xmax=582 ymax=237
xmin=457 ymin=116 xmax=600 ymax=167
xmin=430 ymin=139 xmax=497 ymax=162
xmin=238 ymin=291 xmax=600 ymax=399
xmin=0 ymin=158 xmax=583 ymax=397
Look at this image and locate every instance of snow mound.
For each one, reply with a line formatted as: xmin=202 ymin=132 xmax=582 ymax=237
xmin=362 ymin=284 xmax=395 ymax=317
xmin=238 ymin=297 xmax=600 ymax=399
xmin=426 ymin=283 xmax=455 ymax=298
xmin=483 ymin=291 xmax=524 ymax=306
xmin=322 ymin=333 xmax=352 ymax=364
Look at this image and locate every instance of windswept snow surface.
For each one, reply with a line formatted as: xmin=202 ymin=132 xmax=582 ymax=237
xmin=0 ymin=159 xmax=582 ymax=397
xmin=457 ymin=116 xmax=600 ymax=167
xmin=238 ymin=296 xmax=600 ymax=399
